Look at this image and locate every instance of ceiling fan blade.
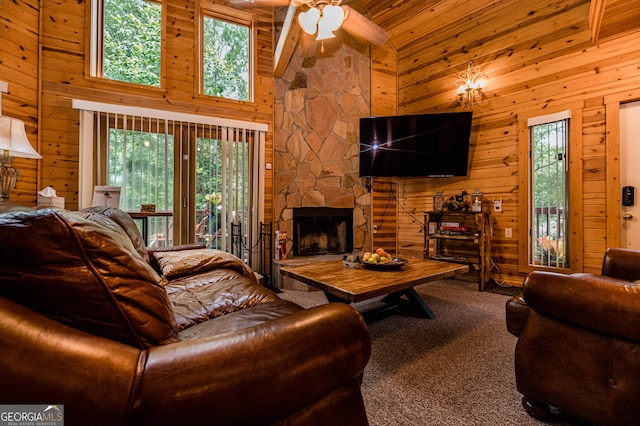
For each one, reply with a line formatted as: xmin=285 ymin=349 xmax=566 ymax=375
xmin=229 ymin=0 xmax=292 ymax=7
xmin=340 ymin=5 xmax=389 ymax=47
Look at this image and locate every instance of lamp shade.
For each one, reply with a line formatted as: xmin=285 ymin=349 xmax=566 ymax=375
xmin=0 ymin=116 xmax=41 ymax=159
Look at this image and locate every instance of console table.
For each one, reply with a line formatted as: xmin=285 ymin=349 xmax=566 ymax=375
xmin=423 ymin=211 xmax=491 ymax=291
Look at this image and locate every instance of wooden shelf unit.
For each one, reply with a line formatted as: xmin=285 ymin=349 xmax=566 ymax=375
xmin=423 ymin=211 xmax=491 ymax=291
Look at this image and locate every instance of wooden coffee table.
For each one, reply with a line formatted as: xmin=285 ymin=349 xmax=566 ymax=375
xmin=279 ymin=258 xmax=469 ymax=322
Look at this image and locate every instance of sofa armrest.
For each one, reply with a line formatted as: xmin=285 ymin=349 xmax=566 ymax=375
xmin=524 ymin=271 xmax=640 ymax=342
xmin=601 ymin=247 xmax=640 ymax=280
xmin=0 ymin=297 xmax=142 ymax=426
xmin=505 ymin=295 xmax=529 ymax=337
xmin=134 ymin=303 xmax=371 ymax=425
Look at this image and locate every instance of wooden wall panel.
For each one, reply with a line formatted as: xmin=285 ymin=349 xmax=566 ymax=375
xmin=369 ymin=0 xmax=640 ymax=285
xmin=370 ymin=178 xmax=397 ymax=254
xmin=0 ymin=0 xmax=40 ymax=204
xmin=581 ymin=102 xmax=607 ymax=272
xmin=32 ymin=0 xmax=274 ymax=212
xmin=370 ymin=44 xmax=397 ymax=117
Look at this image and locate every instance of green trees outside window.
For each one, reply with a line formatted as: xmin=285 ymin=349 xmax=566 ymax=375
xmin=97 ymin=0 xmax=251 ymax=101
xmin=202 ymin=16 xmax=250 ymax=101
xmin=103 ymin=0 xmax=162 ymax=87
xmin=530 ymin=119 xmax=569 ymax=268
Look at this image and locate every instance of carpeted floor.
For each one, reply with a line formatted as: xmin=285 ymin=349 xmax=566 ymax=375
xmin=278 ymin=278 xmax=587 ymax=426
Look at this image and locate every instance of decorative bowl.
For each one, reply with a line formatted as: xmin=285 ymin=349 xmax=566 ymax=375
xmin=360 ymin=257 xmax=408 ymax=271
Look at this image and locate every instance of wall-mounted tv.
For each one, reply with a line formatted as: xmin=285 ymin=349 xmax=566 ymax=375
xmin=359 ymin=112 xmax=473 ymax=178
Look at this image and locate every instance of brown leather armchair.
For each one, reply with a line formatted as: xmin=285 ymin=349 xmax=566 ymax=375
xmin=0 ymin=206 xmax=371 ymax=426
xmin=506 ymin=248 xmax=640 ymax=425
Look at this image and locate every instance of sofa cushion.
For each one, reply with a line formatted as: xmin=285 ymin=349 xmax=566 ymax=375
xmin=82 ymin=206 xmax=150 ymax=263
xmin=0 ymin=208 xmax=178 ymax=349
xmin=164 ymin=268 xmax=281 ymax=331
xmin=153 ymin=248 xmax=257 ymax=281
xmin=178 ymin=299 xmax=303 ymax=340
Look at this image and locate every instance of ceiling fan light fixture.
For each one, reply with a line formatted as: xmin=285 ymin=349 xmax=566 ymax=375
xmin=298 ymin=7 xmax=320 ymax=35
xmin=316 ymin=15 xmax=336 ymax=40
xmin=322 ymin=4 xmax=344 ymax=32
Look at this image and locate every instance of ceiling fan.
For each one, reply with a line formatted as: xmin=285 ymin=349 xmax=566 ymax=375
xmin=230 ymin=0 xmax=389 ymax=47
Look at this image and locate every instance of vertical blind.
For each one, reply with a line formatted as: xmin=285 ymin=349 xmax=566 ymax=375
xmin=74 ymin=99 xmax=267 ymax=265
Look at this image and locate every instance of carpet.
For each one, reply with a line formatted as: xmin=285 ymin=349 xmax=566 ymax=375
xmin=278 ymin=278 xmax=586 ymax=426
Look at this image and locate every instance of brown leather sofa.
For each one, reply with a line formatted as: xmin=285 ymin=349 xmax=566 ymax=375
xmin=0 ymin=206 xmax=371 ymax=426
xmin=506 ymin=248 xmax=640 ymax=425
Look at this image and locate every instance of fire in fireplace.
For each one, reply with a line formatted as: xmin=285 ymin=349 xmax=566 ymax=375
xmin=293 ymin=207 xmax=354 ymax=256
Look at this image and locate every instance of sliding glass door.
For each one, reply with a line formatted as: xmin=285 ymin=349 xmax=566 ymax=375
xmin=90 ymin=110 xmax=260 ymax=263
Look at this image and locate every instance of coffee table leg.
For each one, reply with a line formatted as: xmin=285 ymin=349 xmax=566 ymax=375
xmin=324 ymin=293 xmax=345 ymax=304
xmin=325 ymin=288 xmax=435 ymax=322
xmin=381 ymin=288 xmax=435 ymax=319
xmin=402 ymin=288 xmax=436 ymax=319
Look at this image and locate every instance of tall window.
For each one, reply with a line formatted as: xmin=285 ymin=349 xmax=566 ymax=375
xmin=528 ymin=112 xmax=570 ymax=268
xmin=202 ymin=13 xmax=251 ymax=101
xmin=91 ymin=0 xmax=162 ymax=87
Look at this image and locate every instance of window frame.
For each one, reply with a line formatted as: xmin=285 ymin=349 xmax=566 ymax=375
xmin=518 ymin=106 xmax=584 ymax=273
xmin=197 ymin=3 xmax=254 ymax=103
xmin=89 ymin=0 xmax=165 ymax=89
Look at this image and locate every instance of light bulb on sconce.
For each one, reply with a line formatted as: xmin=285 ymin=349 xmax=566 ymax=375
xmin=455 ymin=61 xmax=485 ymax=108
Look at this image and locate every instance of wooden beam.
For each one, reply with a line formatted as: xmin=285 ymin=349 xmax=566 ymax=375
xmin=589 ymin=0 xmax=607 ymax=44
xmin=274 ymin=5 xmax=300 ymax=78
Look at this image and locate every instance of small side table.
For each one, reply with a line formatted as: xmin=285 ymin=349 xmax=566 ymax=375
xmin=127 ymin=211 xmax=173 ymax=245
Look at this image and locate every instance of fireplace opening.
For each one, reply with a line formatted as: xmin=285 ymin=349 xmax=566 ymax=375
xmin=293 ymin=207 xmax=354 ymax=256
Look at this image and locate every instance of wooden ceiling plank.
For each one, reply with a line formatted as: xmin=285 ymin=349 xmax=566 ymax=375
xmin=358 ymin=0 xmax=640 ymax=53
xmin=395 ymin=0 xmax=590 ymax=74
xmin=597 ymin=0 xmax=640 ymax=42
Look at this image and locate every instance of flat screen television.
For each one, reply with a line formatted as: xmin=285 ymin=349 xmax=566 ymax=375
xmin=359 ymin=112 xmax=473 ymax=177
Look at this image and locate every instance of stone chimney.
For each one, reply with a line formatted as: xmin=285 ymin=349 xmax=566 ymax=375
xmin=273 ymin=38 xmax=372 ymax=258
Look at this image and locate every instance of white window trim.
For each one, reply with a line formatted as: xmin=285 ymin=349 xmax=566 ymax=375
xmin=73 ymin=99 xmax=267 ymax=132
xmin=527 ymin=110 xmax=571 ymax=127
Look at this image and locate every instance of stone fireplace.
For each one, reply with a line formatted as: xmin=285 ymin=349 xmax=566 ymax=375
xmin=293 ymin=207 xmax=354 ymax=256
xmin=272 ymin=27 xmax=373 ymax=259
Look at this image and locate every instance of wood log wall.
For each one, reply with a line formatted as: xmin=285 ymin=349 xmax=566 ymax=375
xmin=0 ymin=0 xmax=40 ymax=205
xmin=4 ymin=0 xmax=640 ymax=284
xmin=1 ymin=0 xmax=275 ymax=224
xmin=370 ymin=0 xmax=640 ymax=284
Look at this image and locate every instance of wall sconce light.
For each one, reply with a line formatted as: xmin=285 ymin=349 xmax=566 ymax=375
xmin=455 ymin=61 xmax=485 ymax=108
xmin=0 ymin=116 xmax=42 ymax=201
